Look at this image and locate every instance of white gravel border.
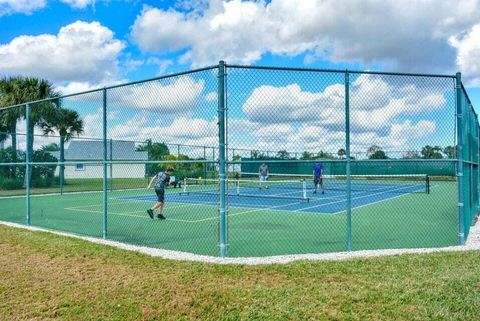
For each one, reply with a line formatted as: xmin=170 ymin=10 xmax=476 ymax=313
xmin=1 ymin=219 xmax=479 ymax=265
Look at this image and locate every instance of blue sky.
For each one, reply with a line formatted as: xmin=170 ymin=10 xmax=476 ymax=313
xmin=1 ymin=0 xmax=480 ymax=156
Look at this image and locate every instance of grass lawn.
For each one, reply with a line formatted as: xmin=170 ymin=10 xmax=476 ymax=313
xmin=0 ymin=178 xmax=150 ymax=197
xmin=0 ymin=225 xmax=479 ymax=321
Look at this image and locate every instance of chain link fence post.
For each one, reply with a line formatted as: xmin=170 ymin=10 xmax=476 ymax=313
xmin=345 ymin=71 xmax=352 ymax=251
xmin=102 ymin=88 xmax=108 ymax=239
xmin=455 ymin=72 xmax=465 ymax=245
xmin=26 ymin=103 xmax=31 ymax=226
xmin=218 ymin=61 xmax=228 ymax=257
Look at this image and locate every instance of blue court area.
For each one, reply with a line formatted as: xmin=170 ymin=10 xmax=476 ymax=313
xmin=118 ymin=180 xmax=428 ymax=215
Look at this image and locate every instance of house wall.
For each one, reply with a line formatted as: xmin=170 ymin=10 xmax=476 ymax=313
xmin=55 ymin=164 xmax=147 ymax=179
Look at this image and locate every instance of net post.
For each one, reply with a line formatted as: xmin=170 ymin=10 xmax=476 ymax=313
xmin=302 ymin=180 xmax=307 ymax=200
xmin=218 ymin=60 xmax=228 ymax=257
xmin=102 ymin=88 xmax=108 ymax=239
xmin=345 ymin=71 xmax=352 ymax=251
xmin=455 ymin=72 xmax=465 ymax=245
xmin=183 ymin=178 xmax=187 ymax=194
xmin=203 ymin=145 xmax=207 ymax=183
xmin=25 ymin=103 xmax=31 ymax=226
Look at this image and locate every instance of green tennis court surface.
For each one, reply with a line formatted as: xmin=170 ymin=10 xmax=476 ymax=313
xmin=0 ymin=180 xmax=458 ymax=257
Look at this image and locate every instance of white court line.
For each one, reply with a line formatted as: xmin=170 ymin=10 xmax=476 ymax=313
xmin=64 ymin=207 xmax=203 ymax=223
xmin=111 ymin=193 xmax=291 ymax=212
xmin=191 ymin=199 xmax=307 ymax=223
xmin=66 ymin=184 xmax=430 ymax=223
xmin=294 ymin=184 xmax=425 ymax=212
xmin=328 ymin=184 xmax=438 ymax=215
xmin=65 ymin=201 xmax=151 ymax=210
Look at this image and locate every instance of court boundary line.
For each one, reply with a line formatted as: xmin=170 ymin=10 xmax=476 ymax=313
xmin=329 ymin=184 xmax=439 ymax=215
xmin=64 ymin=184 xmax=426 ymax=221
xmin=296 ymin=184 xmax=426 ymax=213
xmin=63 ymin=206 xmax=210 ymax=223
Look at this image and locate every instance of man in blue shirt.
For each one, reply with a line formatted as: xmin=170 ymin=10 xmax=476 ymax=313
xmin=313 ymin=162 xmax=324 ymax=194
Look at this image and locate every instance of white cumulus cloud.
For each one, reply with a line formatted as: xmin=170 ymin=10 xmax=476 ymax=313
xmin=60 ymin=0 xmax=96 ymax=9
xmin=0 ymin=0 xmax=46 ymax=16
xmin=0 ymin=21 xmax=125 ymax=86
xmin=449 ymin=23 xmax=480 ymax=86
xmin=108 ymin=76 xmax=205 ymax=113
xmin=130 ymin=0 xmax=480 ymax=81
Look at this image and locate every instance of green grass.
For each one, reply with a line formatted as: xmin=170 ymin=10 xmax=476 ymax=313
xmin=0 ymin=178 xmax=150 ymax=196
xmin=0 ymin=224 xmax=479 ymax=321
xmin=0 ymin=181 xmax=459 ymax=257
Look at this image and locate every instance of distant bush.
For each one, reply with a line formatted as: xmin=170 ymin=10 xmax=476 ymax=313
xmin=0 ymin=178 xmax=23 ymax=190
xmin=0 ymin=147 xmax=58 ymax=190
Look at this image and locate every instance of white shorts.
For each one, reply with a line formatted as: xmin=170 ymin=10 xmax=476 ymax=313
xmin=259 ymin=175 xmax=268 ymax=181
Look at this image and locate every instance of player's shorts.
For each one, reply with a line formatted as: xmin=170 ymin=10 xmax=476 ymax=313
xmin=314 ymin=176 xmax=323 ymax=186
xmin=260 ymin=175 xmax=268 ymax=181
xmin=155 ymin=188 xmax=165 ymax=202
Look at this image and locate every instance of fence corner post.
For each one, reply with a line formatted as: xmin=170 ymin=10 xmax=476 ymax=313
xmin=455 ymin=72 xmax=465 ymax=245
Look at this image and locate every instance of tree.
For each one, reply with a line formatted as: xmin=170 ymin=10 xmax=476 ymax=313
xmin=40 ymin=108 xmax=84 ymax=190
xmin=421 ymin=145 xmax=443 ymax=159
xmin=0 ymin=77 xmax=60 ymax=165
xmin=316 ymin=150 xmax=335 ymax=159
xmin=137 ymin=140 xmax=170 ymax=176
xmin=443 ymin=146 xmax=456 ymax=159
xmin=137 ymin=139 xmax=170 ymax=160
xmin=402 ymin=151 xmax=420 ymax=159
xmin=276 ymin=150 xmax=291 ymax=159
xmin=41 ymin=143 xmax=60 ymax=152
xmin=0 ymin=113 xmax=8 ymax=149
xmin=367 ymin=145 xmax=388 ymax=159
xmin=337 ymin=148 xmax=346 ymax=159
xmin=369 ymin=150 xmax=388 ymax=159
xmin=366 ymin=145 xmax=381 ymax=158
xmin=300 ymin=151 xmax=314 ymax=160
xmin=0 ymin=78 xmax=24 ymax=159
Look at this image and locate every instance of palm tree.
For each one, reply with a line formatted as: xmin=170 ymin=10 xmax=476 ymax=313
xmin=41 ymin=108 xmax=84 ymax=192
xmin=0 ymin=78 xmax=24 ymax=158
xmin=0 ymin=77 xmax=60 ymax=161
xmin=0 ymin=111 xmax=8 ymax=149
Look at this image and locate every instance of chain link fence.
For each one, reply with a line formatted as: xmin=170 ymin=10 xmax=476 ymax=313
xmin=0 ymin=63 xmax=478 ymax=257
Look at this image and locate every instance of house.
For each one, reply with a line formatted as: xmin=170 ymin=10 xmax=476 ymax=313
xmin=52 ymin=140 xmax=148 ymax=179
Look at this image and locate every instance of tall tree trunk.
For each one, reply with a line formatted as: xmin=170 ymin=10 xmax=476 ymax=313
xmin=9 ymin=122 xmax=16 ymax=160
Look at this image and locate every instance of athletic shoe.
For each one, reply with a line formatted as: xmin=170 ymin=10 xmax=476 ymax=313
xmin=157 ymin=214 xmax=166 ymax=220
xmin=147 ymin=209 xmax=154 ymax=219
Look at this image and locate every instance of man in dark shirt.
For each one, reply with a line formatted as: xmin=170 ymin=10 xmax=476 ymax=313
xmin=258 ymin=162 xmax=269 ymax=189
xmin=147 ymin=166 xmax=175 ymax=220
xmin=313 ymin=162 xmax=324 ymax=194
